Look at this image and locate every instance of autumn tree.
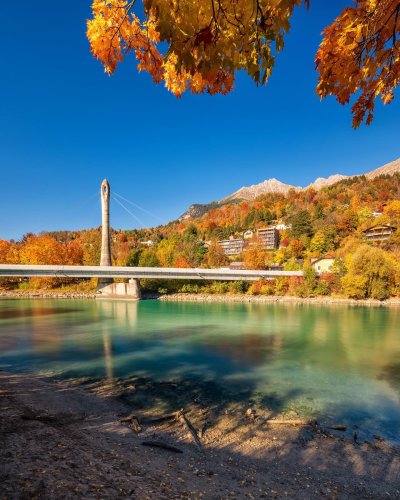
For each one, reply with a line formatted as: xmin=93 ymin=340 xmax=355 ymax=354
xmin=205 ymin=240 xmax=229 ymax=268
xmin=88 ymin=1 xmax=399 ymax=125
xmin=316 ymin=0 xmax=400 ymax=127
xmin=79 ymin=229 xmax=102 ymax=266
xmin=87 ymin=0 xmax=308 ymax=97
xmin=243 ymin=247 xmax=269 ymax=270
xmin=341 ymin=244 xmax=397 ymax=299
xmin=288 ymin=239 xmax=305 ymax=259
xmin=0 ymin=240 xmax=18 ymax=264
xmin=384 ymin=200 xmax=400 ymax=226
xmin=309 ymin=225 xmax=337 ymax=256
xmin=19 ymin=235 xmax=67 ymax=265
xmin=18 ymin=235 xmax=83 ymax=289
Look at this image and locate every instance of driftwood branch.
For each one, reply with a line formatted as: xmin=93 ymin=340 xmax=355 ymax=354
xmin=177 ymin=409 xmax=203 ymax=451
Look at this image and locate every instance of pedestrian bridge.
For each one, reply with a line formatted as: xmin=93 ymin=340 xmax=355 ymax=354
xmin=0 ymin=264 xmax=302 ymax=281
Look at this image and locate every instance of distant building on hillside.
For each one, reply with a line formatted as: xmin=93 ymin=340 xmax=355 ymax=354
xmin=257 ymin=227 xmax=279 ymax=249
xmin=312 ymin=257 xmax=335 ymax=273
xmin=363 ymin=224 xmax=396 ymax=243
xmin=218 ymin=236 xmax=244 ymax=255
xmin=243 ymin=230 xmax=254 ymax=239
xmin=275 ymin=223 xmax=292 ymax=231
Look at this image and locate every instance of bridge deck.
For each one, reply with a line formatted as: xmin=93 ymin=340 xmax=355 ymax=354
xmin=0 ymin=265 xmax=302 ymax=281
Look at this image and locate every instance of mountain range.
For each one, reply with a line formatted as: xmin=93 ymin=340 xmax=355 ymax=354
xmin=180 ymin=157 xmax=400 ymax=220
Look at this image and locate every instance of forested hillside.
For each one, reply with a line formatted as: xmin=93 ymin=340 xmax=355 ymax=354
xmin=1 ymin=174 xmax=399 ymax=299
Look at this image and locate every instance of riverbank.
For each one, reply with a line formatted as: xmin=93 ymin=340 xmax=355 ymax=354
xmin=0 ymin=290 xmax=96 ymax=299
xmin=1 ymin=289 xmax=400 ymax=306
xmin=160 ymin=293 xmax=400 ymax=307
xmin=1 ymin=371 xmax=400 ymax=499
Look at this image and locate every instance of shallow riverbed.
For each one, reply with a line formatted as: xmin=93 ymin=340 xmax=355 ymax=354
xmin=1 ymin=298 xmax=400 ymax=442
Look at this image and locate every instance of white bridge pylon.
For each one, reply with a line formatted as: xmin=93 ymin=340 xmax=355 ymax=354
xmin=0 ymin=265 xmax=303 ymax=281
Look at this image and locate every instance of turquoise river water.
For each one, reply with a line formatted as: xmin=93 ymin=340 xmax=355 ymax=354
xmin=1 ymin=298 xmax=400 ymax=442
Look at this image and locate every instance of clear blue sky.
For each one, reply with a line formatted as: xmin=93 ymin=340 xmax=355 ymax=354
xmin=1 ymin=1 xmax=399 ymax=241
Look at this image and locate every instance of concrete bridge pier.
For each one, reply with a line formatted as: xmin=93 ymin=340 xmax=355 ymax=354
xmin=96 ymin=178 xmax=141 ymax=299
xmin=98 ymin=179 xmax=113 ymax=291
xmin=97 ymin=279 xmax=141 ymax=300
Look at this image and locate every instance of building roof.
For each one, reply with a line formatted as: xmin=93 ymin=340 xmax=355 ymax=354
xmin=218 ymin=238 xmax=244 ymax=244
xmin=362 ymin=224 xmax=396 ymax=233
xmin=311 ymin=256 xmax=335 ymax=264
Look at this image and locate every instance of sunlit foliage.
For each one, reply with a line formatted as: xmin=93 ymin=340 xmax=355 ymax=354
xmin=87 ymin=0 xmax=306 ymax=97
xmin=316 ymin=0 xmax=400 ymax=127
xmin=87 ymin=1 xmax=399 ymax=125
xmin=342 ymin=245 xmax=397 ymax=299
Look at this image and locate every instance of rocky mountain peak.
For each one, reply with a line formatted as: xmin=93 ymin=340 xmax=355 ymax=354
xmin=178 ymin=157 xmax=400 ymax=220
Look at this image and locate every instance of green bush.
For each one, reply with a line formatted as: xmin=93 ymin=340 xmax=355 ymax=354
xmin=260 ymin=284 xmax=275 ymax=295
xmin=229 ymin=280 xmax=249 ymax=294
xmin=208 ymin=282 xmax=230 ymax=294
xmin=179 ymin=283 xmax=202 ymax=294
xmin=314 ymin=280 xmax=330 ymax=296
xmin=247 ymin=283 xmax=260 ymax=295
xmin=275 ymin=277 xmax=289 ymax=295
xmin=341 ymin=274 xmax=368 ymax=299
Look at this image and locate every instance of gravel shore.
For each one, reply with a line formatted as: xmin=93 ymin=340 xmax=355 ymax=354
xmin=160 ymin=293 xmax=400 ymax=307
xmin=1 ymin=371 xmax=400 ymax=499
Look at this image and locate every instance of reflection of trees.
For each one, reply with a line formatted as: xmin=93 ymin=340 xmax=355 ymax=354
xmin=30 ymin=306 xmax=70 ymax=354
xmin=1 ymin=303 xmax=83 ymax=354
xmin=205 ymin=334 xmax=282 ymax=365
xmin=136 ymin=301 xmax=400 ymax=379
xmin=102 ymin=331 xmax=114 ymax=382
xmin=270 ymin=304 xmax=400 ymax=379
xmin=378 ymin=362 xmax=400 ymax=393
xmin=3 ymin=299 xmax=400 ymax=408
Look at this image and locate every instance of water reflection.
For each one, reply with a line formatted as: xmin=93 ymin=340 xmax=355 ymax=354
xmin=1 ymin=299 xmax=400 ymax=441
xmin=102 ymin=331 xmax=114 ymax=382
xmin=96 ymin=299 xmax=138 ymax=329
xmin=379 ymin=362 xmax=400 ymax=391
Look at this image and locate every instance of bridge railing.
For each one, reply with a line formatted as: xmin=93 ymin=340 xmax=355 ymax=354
xmin=0 ymin=264 xmax=303 ymax=281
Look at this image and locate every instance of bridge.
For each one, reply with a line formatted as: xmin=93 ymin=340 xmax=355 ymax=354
xmin=1 ymin=180 xmax=303 ymax=299
xmin=0 ymin=264 xmax=302 ymax=281
xmin=0 ymin=264 xmax=302 ymax=299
